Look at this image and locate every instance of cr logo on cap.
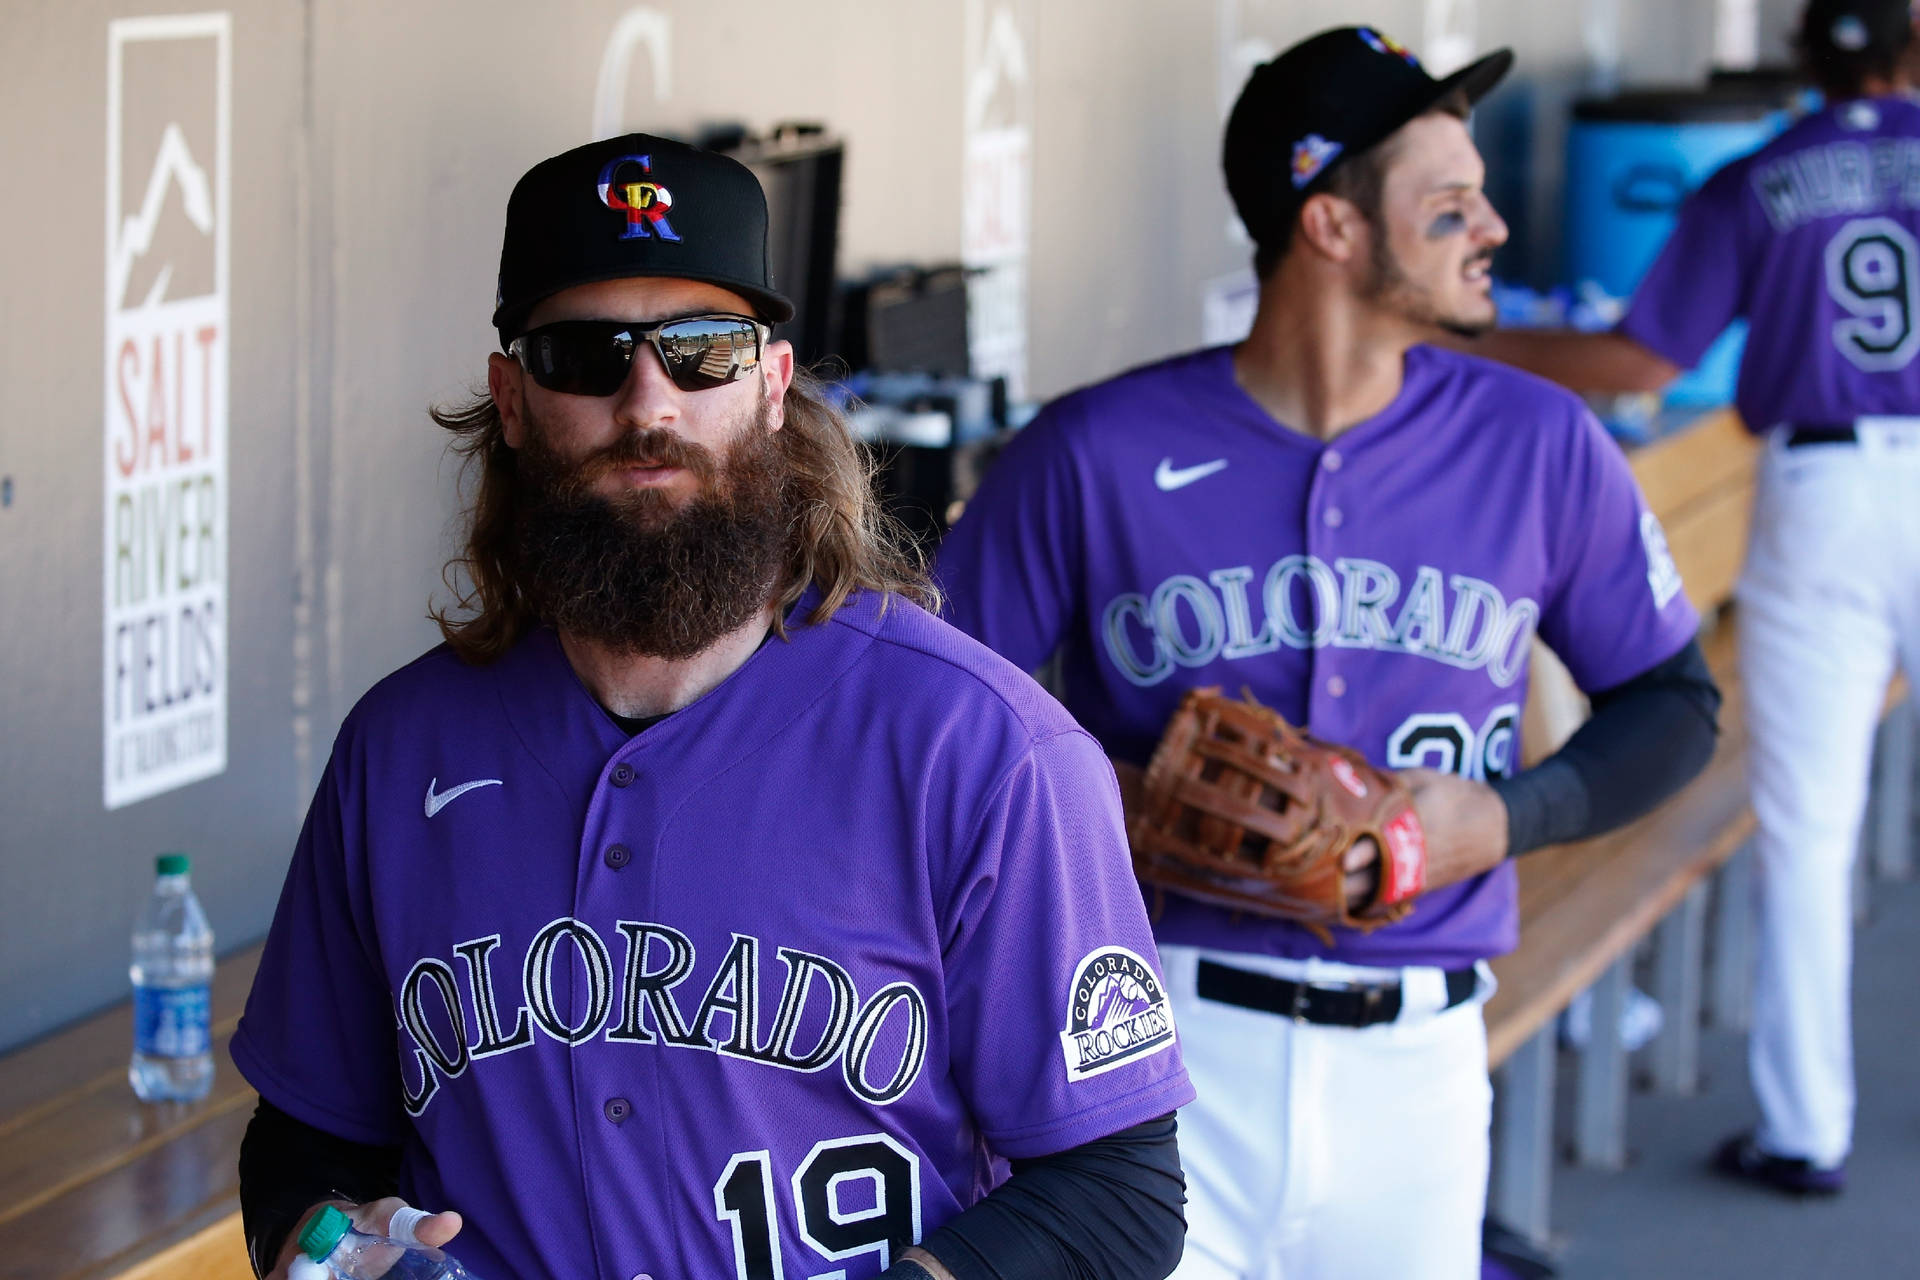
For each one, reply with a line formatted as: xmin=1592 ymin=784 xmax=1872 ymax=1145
xmin=596 ymin=154 xmax=681 ymax=242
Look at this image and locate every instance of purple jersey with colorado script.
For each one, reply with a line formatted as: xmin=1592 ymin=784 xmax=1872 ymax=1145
xmin=230 ymin=589 xmax=1192 ymax=1280
xmin=1622 ymin=95 xmax=1920 ymax=428
xmin=935 ymin=345 xmax=1699 ymax=969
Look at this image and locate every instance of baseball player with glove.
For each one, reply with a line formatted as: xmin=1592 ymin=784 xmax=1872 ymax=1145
xmin=1471 ymin=0 xmax=1920 ymax=1198
xmin=229 ymin=134 xmax=1194 ymax=1280
xmin=936 ymin=28 xmax=1719 ymax=1279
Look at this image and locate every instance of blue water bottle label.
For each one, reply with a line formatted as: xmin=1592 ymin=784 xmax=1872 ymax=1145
xmin=134 ymin=984 xmax=211 ymax=1057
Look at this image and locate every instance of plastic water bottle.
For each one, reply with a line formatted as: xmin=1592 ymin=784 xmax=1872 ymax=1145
xmin=298 ymin=1206 xmax=479 ymax=1279
xmin=128 ymin=852 xmax=214 ymax=1102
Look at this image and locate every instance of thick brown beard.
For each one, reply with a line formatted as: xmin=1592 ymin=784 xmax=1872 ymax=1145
xmin=509 ymin=403 xmax=793 ymax=659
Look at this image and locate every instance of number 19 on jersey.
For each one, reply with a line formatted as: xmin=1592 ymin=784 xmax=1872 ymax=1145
xmin=715 ymin=1134 xmax=922 ymax=1279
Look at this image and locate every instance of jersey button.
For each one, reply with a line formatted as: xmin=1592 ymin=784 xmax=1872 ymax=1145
xmin=604 ymin=843 xmax=632 ymax=869
xmin=604 ymin=1096 xmax=632 ymax=1124
xmin=1323 ymin=450 xmax=1343 ymax=472
xmin=611 ymin=762 xmax=636 ymax=787
xmin=1327 ymin=675 xmax=1347 ymax=698
xmin=1323 ymin=507 xmax=1344 ymax=528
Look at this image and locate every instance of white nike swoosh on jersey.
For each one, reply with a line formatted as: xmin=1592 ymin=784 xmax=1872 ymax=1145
xmin=1154 ymin=457 xmax=1228 ymax=491
xmin=424 ymin=776 xmax=503 ymax=818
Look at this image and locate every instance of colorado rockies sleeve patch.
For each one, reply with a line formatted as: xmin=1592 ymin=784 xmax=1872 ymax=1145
xmin=1640 ymin=511 xmax=1684 ymax=608
xmin=1060 ymin=947 xmax=1177 ymax=1082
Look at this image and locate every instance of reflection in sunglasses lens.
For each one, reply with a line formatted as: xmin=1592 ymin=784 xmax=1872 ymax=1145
xmin=658 ymin=320 xmax=759 ymax=390
xmin=517 ymin=316 xmax=762 ymax=396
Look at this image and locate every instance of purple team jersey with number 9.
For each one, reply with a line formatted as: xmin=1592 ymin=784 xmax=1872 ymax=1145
xmin=935 ymin=345 xmax=1699 ymax=969
xmin=1622 ymin=96 xmax=1920 ymax=428
xmin=231 ymin=589 xmax=1192 ymax=1280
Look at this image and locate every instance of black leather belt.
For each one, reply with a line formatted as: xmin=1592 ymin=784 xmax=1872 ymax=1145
xmin=1196 ymin=959 xmax=1477 ymax=1027
xmin=1785 ymin=425 xmax=1858 ymax=448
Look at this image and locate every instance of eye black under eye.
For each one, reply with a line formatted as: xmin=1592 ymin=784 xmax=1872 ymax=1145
xmin=1426 ymin=210 xmax=1468 ymax=238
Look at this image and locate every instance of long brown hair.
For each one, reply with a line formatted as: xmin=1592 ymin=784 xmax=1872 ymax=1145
xmin=429 ymin=370 xmax=938 ymax=663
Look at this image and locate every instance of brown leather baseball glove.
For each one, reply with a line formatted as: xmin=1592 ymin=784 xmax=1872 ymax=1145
xmin=1126 ymin=687 xmax=1428 ymax=945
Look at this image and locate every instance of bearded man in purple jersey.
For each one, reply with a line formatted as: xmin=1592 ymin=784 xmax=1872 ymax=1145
xmin=936 ymin=28 xmax=1719 ymax=1280
xmin=1472 ymin=0 xmax=1920 ymax=1199
xmin=230 ymin=134 xmax=1194 ymax=1280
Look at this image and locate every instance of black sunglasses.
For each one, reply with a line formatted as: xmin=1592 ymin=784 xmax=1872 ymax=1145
xmin=508 ymin=313 xmax=767 ymax=396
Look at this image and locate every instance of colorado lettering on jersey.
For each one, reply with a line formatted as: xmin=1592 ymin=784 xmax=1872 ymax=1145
xmin=1752 ymin=138 xmax=1920 ymax=232
xmin=395 ymin=918 xmax=929 ymax=1117
xmin=1100 ymin=555 xmax=1539 ymax=689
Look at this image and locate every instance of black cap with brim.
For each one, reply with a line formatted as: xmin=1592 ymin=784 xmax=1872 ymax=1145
xmin=492 ymin=133 xmax=795 ymax=345
xmin=1799 ymin=0 xmax=1914 ymax=61
xmin=1224 ymin=26 xmax=1513 ymax=248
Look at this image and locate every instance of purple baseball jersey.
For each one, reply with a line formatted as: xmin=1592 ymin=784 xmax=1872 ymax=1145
xmin=230 ymin=589 xmax=1192 ymax=1280
xmin=935 ymin=345 xmax=1699 ymax=969
xmin=1622 ymin=95 xmax=1920 ymax=428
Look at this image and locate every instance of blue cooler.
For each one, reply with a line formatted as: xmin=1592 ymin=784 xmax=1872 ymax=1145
xmin=1565 ymin=90 xmax=1787 ymax=405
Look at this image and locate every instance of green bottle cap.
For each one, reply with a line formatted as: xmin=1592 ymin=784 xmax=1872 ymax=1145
xmin=155 ymin=853 xmax=190 ymax=876
xmin=299 ymin=1204 xmax=351 ymax=1262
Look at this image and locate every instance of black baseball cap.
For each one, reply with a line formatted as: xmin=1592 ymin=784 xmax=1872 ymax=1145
xmin=1223 ymin=26 xmax=1513 ymax=248
xmin=1798 ymin=0 xmax=1914 ymax=61
xmin=492 ymin=133 xmax=795 ymax=345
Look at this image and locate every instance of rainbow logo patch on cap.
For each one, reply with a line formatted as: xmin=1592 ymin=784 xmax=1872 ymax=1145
xmin=596 ymin=153 xmax=681 ymax=242
xmin=1359 ymin=27 xmax=1420 ymax=67
xmin=1291 ymin=134 xmax=1343 ymax=189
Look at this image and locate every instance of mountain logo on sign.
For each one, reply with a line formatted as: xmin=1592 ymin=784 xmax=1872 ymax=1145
xmin=112 ymin=123 xmax=214 ymax=311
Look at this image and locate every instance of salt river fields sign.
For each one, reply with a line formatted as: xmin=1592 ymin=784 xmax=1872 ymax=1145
xmin=102 ymin=14 xmax=231 ymax=809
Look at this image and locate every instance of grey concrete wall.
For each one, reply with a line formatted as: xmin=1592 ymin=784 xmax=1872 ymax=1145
xmin=0 ymin=0 xmax=1747 ymax=1053
xmin=1 ymin=2 xmax=306 ymax=1048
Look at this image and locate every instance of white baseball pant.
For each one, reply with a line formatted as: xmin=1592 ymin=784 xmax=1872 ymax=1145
xmin=1738 ymin=419 xmax=1920 ymax=1167
xmin=1160 ymin=944 xmax=1492 ymax=1280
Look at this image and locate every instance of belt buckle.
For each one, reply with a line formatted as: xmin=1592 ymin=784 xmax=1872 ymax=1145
xmin=1360 ymin=984 xmax=1385 ymax=1024
xmin=1289 ymin=982 xmax=1311 ymax=1024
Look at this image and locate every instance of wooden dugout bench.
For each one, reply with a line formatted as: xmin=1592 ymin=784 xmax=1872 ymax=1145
xmin=1483 ymin=409 xmax=1917 ymax=1246
xmin=4 ymin=413 xmax=1913 ymax=1279
xmin=0 ymin=946 xmax=260 ymax=1279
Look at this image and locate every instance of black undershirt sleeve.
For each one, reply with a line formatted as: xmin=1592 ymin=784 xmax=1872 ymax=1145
xmin=1491 ymin=636 xmax=1721 ymax=858
xmin=237 ymin=1098 xmax=400 ymax=1276
xmin=887 ymin=1113 xmax=1186 ymax=1280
